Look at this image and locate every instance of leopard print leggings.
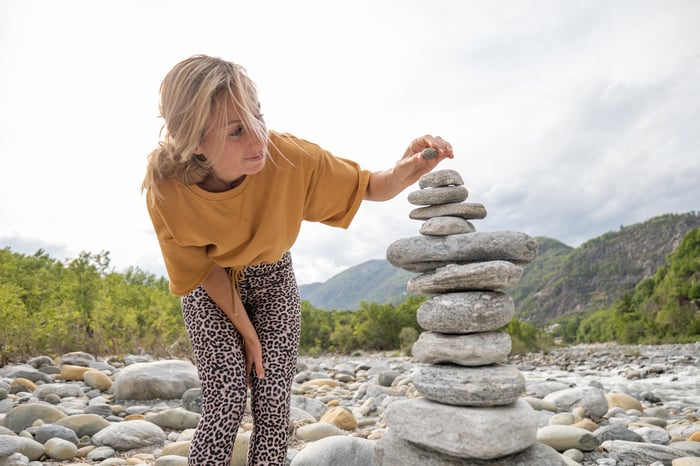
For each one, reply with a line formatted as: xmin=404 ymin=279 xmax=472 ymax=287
xmin=182 ymin=252 xmax=301 ymax=466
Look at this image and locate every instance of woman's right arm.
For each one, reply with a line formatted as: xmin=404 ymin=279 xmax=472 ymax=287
xmin=201 ymin=265 xmax=265 ymax=381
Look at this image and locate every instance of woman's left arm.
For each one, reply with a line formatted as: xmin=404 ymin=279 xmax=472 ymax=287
xmin=364 ymin=135 xmax=454 ymax=201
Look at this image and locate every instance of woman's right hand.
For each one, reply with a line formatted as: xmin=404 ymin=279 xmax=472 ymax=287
xmin=201 ymin=265 xmax=266 ymax=384
xmin=244 ymin=333 xmax=265 ymax=386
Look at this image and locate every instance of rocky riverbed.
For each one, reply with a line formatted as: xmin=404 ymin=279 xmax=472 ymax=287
xmin=0 ymin=343 xmax=699 ymax=466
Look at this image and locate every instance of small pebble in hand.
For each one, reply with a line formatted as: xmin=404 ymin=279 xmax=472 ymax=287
xmin=422 ymin=148 xmax=438 ymax=160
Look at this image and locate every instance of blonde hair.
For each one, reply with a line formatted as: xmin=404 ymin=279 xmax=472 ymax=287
xmin=141 ymin=55 xmax=268 ymax=200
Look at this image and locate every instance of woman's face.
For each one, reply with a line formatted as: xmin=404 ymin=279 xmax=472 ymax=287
xmin=196 ymin=99 xmax=267 ymax=184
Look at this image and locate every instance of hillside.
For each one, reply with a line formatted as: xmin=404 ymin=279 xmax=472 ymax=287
xmin=299 ymin=259 xmax=417 ymax=310
xmin=300 ymin=212 xmax=700 ymax=322
xmin=515 ymin=212 xmax=700 ymax=323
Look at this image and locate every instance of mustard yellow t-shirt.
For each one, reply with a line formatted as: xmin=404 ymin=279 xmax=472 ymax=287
xmin=147 ymin=132 xmax=372 ymax=296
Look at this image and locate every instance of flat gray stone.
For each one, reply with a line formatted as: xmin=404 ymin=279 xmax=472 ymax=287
xmin=384 ymin=398 xmax=537 ymax=459
xmin=374 ymin=430 xmax=567 ymax=465
xmin=543 ymin=386 xmax=609 ymax=419
xmin=3 ymin=404 xmax=66 ymax=434
xmin=92 ymin=420 xmax=166 ymax=450
xmin=412 ymin=331 xmax=511 ymax=366
xmin=417 ymin=291 xmax=514 ymax=334
xmin=408 ymin=185 xmax=468 ymax=206
xmin=420 ymin=217 xmax=475 ymax=236
xmin=410 ymin=202 xmax=487 ymax=221
xmin=413 ymin=364 xmax=525 ymax=406
xmin=408 ymin=261 xmax=523 ymax=294
xmin=419 ymin=169 xmax=464 ymax=189
xmin=593 ymin=424 xmax=644 ymax=443
xmin=600 ymin=440 xmax=689 ymax=464
xmin=386 ymin=231 xmax=537 ymax=273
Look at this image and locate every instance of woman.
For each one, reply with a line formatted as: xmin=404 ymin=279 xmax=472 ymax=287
xmin=142 ymin=54 xmax=453 ymax=465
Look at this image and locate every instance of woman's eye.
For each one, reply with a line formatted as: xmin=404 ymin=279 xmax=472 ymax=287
xmin=229 ymin=126 xmax=244 ymax=137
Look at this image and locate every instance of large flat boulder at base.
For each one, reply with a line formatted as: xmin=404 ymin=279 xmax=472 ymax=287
xmin=112 ymin=360 xmax=200 ymax=400
xmin=386 ymin=231 xmax=537 ymax=273
xmin=373 ymin=430 xmax=567 ymax=466
xmin=383 ymin=398 xmax=537 ymax=459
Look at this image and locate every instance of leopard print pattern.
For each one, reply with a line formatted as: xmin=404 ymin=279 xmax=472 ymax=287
xmin=182 ymin=252 xmax=301 ymax=466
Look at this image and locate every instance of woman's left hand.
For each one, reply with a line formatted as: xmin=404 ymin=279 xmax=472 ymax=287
xmin=364 ymin=134 xmax=455 ymax=201
xmin=394 ymin=135 xmax=454 ymax=186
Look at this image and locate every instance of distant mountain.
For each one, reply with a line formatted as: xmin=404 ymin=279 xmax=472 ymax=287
xmin=299 ymin=212 xmax=700 ymax=322
xmin=511 ymin=212 xmax=700 ymax=323
xmin=299 ymin=259 xmax=417 ymax=310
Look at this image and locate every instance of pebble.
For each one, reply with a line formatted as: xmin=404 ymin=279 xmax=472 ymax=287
xmin=421 ymin=147 xmax=438 ymax=161
xmin=0 ymin=346 xmax=696 ymax=465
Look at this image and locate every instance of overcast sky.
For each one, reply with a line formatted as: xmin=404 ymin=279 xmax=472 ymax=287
xmin=1 ymin=0 xmax=698 ymax=285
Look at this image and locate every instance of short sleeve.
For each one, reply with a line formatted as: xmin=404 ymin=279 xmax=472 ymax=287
xmin=147 ymin=200 xmax=213 ymax=296
xmin=300 ymin=143 xmax=371 ymax=228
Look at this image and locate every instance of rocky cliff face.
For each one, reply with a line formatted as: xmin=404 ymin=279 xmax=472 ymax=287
xmin=511 ymin=212 xmax=700 ymax=323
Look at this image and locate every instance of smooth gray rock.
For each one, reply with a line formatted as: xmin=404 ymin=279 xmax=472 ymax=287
xmin=373 ymin=430 xmax=567 ymax=465
xmin=112 ymin=360 xmax=200 ymax=400
xmin=9 ymin=437 xmax=43 ymax=461
xmin=419 ymin=169 xmax=464 ymax=188
xmin=181 ymin=388 xmax=202 ymax=414
xmin=92 ymin=420 xmax=166 ymax=450
xmin=55 ymin=413 xmax=111 ymax=438
xmin=387 ymin=232 xmax=537 ymax=273
xmin=155 ymin=455 xmax=188 ymax=466
xmin=668 ymin=441 xmax=700 ymax=457
xmin=537 ymin=425 xmax=601 ymax=452
xmin=0 ymin=436 xmax=16 ymax=458
xmin=543 ymin=386 xmax=609 ymax=419
xmin=412 ymin=364 xmax=525 ymax=406
xmin=86 ymin=446 xmax=116 ymax=461
xmin=0 ymin=366 xmax=52 ymax=384
xmin=34 ymin=383 xmax=82 ymax=400
xmin=2 ymin=404 xmax=66 ymax=434
xmin=420 ymin=217 xmax=475 ymax=236
xmin=291 ymin=395 xmax=327 ymax=420
xmin=593 ymin=424 xmax=644 ymax=443
xmin=384 ymin=398 xmax=537 ymax=459
xmin=600 ymin=440 xmax=689 ymax=464
xmin=412 ymin=331 xmax=511 ymax=366
xmin=0 ymin=453 xmax=29 ymax=466
xmin=145 ymin=408 xmax=201 ymax=430
xmin=59 ymin=351 xmax=96 ymax=367
xmin=290 ymin=435 xmax=375 ymax=466
xmin=408 ymin=185 xmax=468 ymax=206
xmin=34 ymin=424 xmax=79 ymax=445
xmin=408 ymin=261 xmax=523 ymax=294
xmin=417 ymin=291 xmax=514 ymax=334
xmin=410 ymin=202 xmax=487 ymax=221
xmin=422 ymin=148 xmax=439 ymax=160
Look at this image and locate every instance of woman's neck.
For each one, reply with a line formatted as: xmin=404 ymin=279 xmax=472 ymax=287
xmin=198 ymin=174 xmax=246 ymax=192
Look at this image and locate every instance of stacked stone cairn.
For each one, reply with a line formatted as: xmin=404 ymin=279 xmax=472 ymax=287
xmin=374 ymin=168 xmax=566 ymax=465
